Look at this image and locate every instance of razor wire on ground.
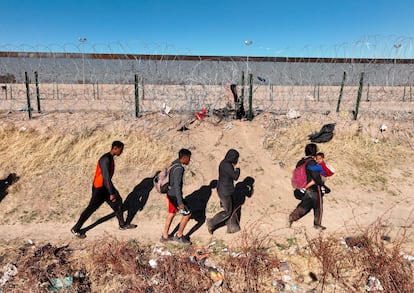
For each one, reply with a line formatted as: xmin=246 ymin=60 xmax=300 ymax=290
xmin=1 ymin=36 xmax=414 ymax=119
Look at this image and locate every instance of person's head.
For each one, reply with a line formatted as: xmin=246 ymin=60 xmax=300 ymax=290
xmin=178 ymin=148 xmax=192 ymax=165
xmin=224 ymin=149 xmax=239 ymax=164
xmin=305 ymin=143 xmax=318 ymax=157
xmin=110 ymin=140 xmax=124 ymax=156
xmin=315 ymin=152 xmax=325 ymax=164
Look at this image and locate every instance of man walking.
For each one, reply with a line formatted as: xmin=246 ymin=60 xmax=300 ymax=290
xmin=288 ymin=143 xmax=326 ymax=230
xmin=71 ymin=141 xmax=136 ymax=238
xmin=160 ymin=148 xmax=192 ymax=245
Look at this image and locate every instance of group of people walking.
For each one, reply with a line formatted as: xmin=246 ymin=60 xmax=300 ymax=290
xmin=71 ymin=140 xmax=330 ymax=244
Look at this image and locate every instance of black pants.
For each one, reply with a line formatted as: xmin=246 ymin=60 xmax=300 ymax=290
xmin=73 ymin=186 xmax=125 ymax=231
xmin=289 ymin=187 xmax=323 ymax=226
xmin=208 ymin=193 xmax=233 ymax=233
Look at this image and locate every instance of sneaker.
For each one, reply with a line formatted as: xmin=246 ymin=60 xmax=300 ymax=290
xmin=71 ymin=228 xmax=86 ymax=239
xmin=206 ymin=219 xmax=214 ymax=235
xmin=174 ymin=235 xmax=192 ymax=245
xmin=314 ymin=224 xmax=326 ymax=230
xmin=159 ymin=235 xmax=173 ymax=243
xmin=119 ymin=224 xmax=138 ymax=230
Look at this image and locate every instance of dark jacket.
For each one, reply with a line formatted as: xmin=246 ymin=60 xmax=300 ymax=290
xmin=217 ymin=149 xmax=240 ymax=196
xmin=93 ymin=152 xmax=116 ymax=195
xmin=168 ymin=159 xmax=185 ymax=206
xmin=296 ymin=156 xmax=324 ymax=191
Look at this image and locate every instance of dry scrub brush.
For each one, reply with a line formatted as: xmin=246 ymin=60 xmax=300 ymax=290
xmin=306 ymin=218 xmax=414 ymax=292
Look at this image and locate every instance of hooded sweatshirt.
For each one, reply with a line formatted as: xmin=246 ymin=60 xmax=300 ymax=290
xmin=217 ymin=149 xmax=240 ymax=196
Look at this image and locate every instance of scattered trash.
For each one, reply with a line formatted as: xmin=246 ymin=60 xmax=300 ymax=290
xmin=224 ymin=123 xmax=233 ymax=130
xmin=0 ymin=264 xmax=18 ymax=287
xmin=380 ymin=124 xmax=387 ymax=132
xmin=72 ymin=270 xmax=86 ymax=283
xmin=195 ymin=108 xmax=207 ymax=121
xmin=49 ymin=276 xmax=73 ymax=292
xmin=148 ymin=259 xmax=157 ymax=269
xmin=271 ymin=279 xmax=285 ymax=290
xmin=286 ymin=109 xmax=301 ymax=119
xmin=34 ymin=243 xmax=52 ymax=256
xmin=208 ymin=267 xmax=224 ymax=283
xmin=401 ymin=252 xmax=414 ymax=261
xmin=279 ymin=161 xmax=285 ymax=168
xmin=365 ymin=275 xmax=383 ymax=291
xmin=257 ymin=76 xmax=266 ymax=83
xmin=161 ymin=103 xmax=171 ymax=116
xmin=152 ymin=247 xmax=172 ymax=256
xmin=289 ymin=283 xmax=298 ymax=291
xmin=308 ymin=123 xmax=335 ymax=143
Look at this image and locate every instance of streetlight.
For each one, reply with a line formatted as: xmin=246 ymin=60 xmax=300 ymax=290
xmin=393 ymin=43 xmax=401 ymax=86
xmin=244 ymin=40 xmax=253 ymax=74
xmin=78 ymin=37 xmax=87 ymax=92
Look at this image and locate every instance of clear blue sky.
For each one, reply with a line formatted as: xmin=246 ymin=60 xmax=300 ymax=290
xmin=1 ymin=0 xmax=413 ymax=58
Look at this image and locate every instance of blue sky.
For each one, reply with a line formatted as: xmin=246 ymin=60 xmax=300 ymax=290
xmin=1 ymin=0 xmax=413 ymax=58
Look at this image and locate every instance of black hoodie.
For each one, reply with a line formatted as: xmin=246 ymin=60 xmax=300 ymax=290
xmin=217 ymin=149 xmax=240 ymax=196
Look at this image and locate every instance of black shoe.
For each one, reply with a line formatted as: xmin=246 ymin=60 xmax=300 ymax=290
xmin=71 ymin=228 xmax=86 ymax=239
xmin=174 ymin=235 xmax=192 ymax=245
xmin=119 ymin=224 xmax=137 ymax=230
xmin=314 ymin=224 xmax=326 ymax=230
xmin=159 ymin=235 xmax=173 ymax=243
xmin=206 ymin=219 xmax=214 ymax=235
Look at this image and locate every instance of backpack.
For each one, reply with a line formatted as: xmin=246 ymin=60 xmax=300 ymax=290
xmin=153 ymin=163 xmax=181 ymax=194
xmin=291 ymin=158 xmax=312 ymax=189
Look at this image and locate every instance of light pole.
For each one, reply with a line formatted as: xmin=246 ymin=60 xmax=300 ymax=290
xmin=393 ymin=43 xmax=401 ymax=86
xmin=244 ymin=40 xmax=253 ymax=74
xmin=78 ymin=37 xmax=87 ymax=93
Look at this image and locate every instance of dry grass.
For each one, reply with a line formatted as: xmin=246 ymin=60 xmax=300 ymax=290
xmin=0 ymin=123 xmax=172 ymax=224
xmin=263 ymin=112 xmax=414 ymax=190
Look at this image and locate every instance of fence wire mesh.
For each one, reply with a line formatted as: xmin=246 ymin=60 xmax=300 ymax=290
xmin=1 ymin=36 xmax=414 ymax=117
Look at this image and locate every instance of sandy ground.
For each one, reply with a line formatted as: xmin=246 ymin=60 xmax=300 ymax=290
xmin=0 ymin=105 xmax=413 ymax=256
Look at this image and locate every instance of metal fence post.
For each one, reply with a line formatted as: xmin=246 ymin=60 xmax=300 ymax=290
xmin=35 ymin=71 xmax=41 ymax=113
xmin=25 ymin=71 xmax=32 ymax=119
xmin=336 ymin=71 xmax=346 ymax=112
xmin=134 ymin=74 xmax=140 ymax=118
xmin=354 ymin=72 xmax=364 ymax=120
xmin=240 ymin=71 xmax=245 ymax=107
xmin=248 ymin=73 xmax=253 ymax=121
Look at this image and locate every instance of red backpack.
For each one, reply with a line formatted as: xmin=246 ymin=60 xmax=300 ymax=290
xmin=291 ymin=158 xmax=312 ymax=189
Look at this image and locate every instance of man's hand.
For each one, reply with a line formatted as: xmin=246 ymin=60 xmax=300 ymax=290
xmin=109 ymin=194 xmax=117 ymax=202
xmin=178 ymin=204 xmax=185 ymax=210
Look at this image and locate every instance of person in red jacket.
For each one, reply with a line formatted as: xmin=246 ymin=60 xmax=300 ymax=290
xmin=71 ymin=141 xmax=136 ymax=238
